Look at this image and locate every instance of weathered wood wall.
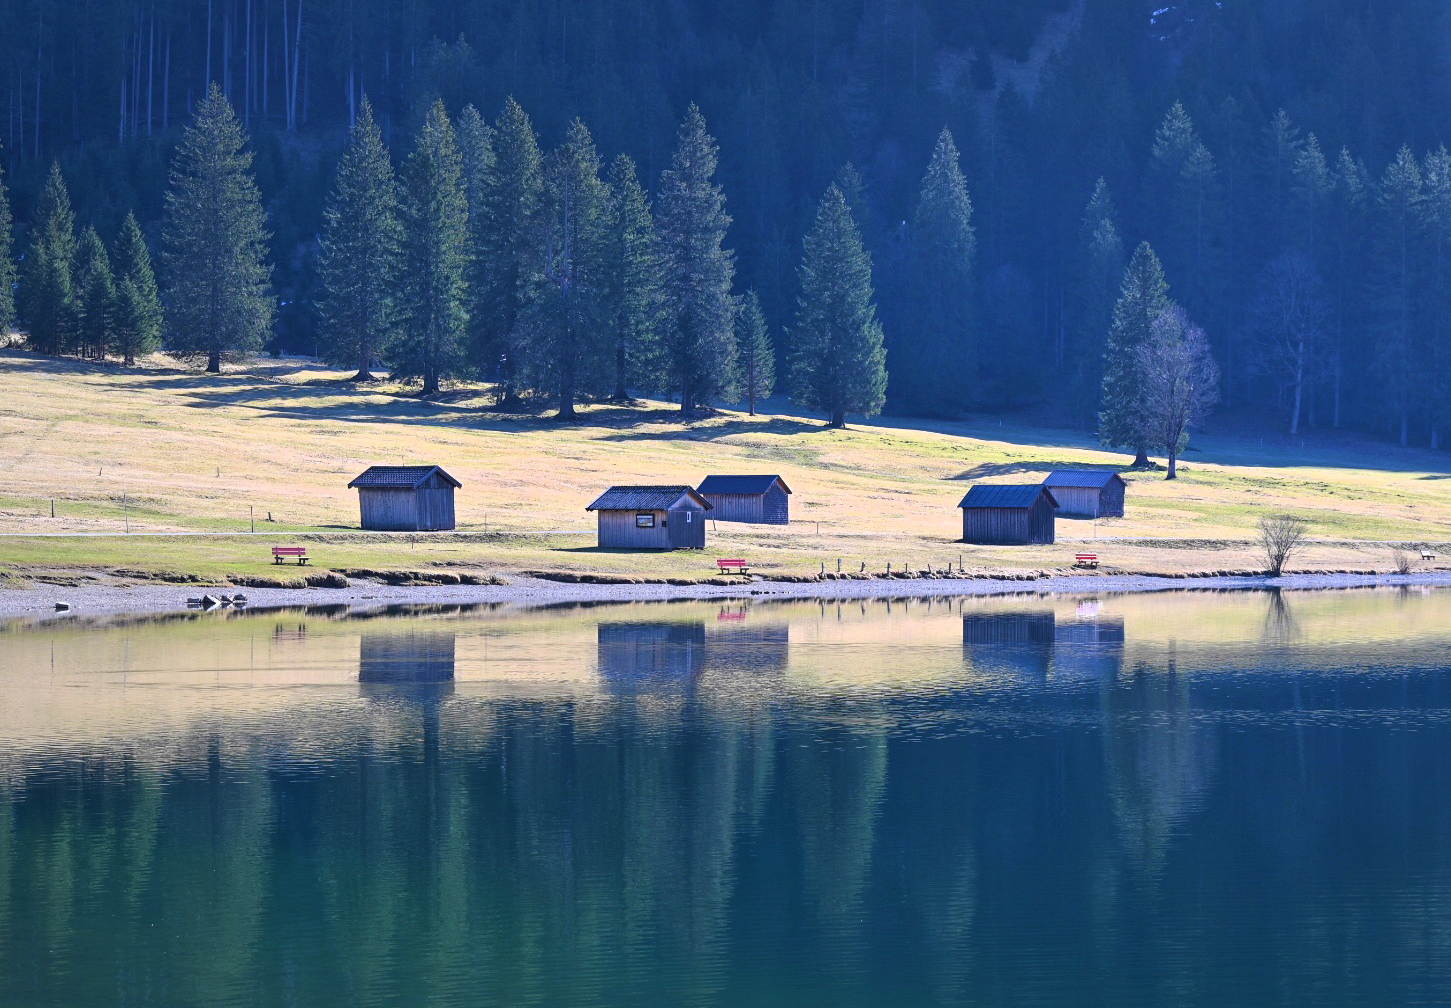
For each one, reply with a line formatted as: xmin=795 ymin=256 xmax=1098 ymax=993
xmin=1050 ymin=486 xmax=1101 ymax=519
xmin=359 ymin=488 xmax=419 ymax=531
xmin=702 ymin=485 xmax=789 ymax=524
xmin=962 ymin=500 xmax=1055 ymax=545
xmin=597 ymin=509 xmax=671 ymax=549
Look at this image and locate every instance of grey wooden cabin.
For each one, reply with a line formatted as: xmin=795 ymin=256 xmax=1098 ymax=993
xmin=958 ymin=484 xmax=1058 ymax=545
xmin=586 ymin=485 xmax=712 ymax=549
xmin=696 ymin=474 xmax=792 ymax=524
xmin=348 ymin=465 xmax=461 ymax=531
xmin=1042 ymin=470 xmax=1126 ymax=518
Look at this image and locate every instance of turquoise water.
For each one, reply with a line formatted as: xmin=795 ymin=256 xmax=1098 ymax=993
xmin=2 ymin=589 xmax=1451 ymax=1007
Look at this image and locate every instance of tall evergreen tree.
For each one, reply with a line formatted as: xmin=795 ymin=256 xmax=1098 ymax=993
xmin=1290 ymin=133 xmax=1334 ymax=263
xmin=1064 ymin=178 xmax=1125 ymax=422
xmin=600 ymin=154 xmax=666 ymax=402
xmin=316 ymin=99 xmax=401 ymax=381
xmin=735 ymin=290 xmax=775 ymax=416
xmin=789 ymin=185 xmax=886 ymax=428
xmin=112 ymin=212 xmax=163 ymax=366
xmin=1100 ymin=242 xmax=1173 ymax=465
xmin=472 ymin=97 xmax=546 ymax=406
xmin=1371 ymin=146 xmax=1423 ymax=446
xmin=1420 ymin=145 xmax=1451 ymax=448
xmin=74 ymin=227 xmax=117 ymax=360
xmin=455 ymin=103 xmax=497 ymax=378
xmin=0 ymin=152 xmax=14 ymax=337
xmin=18 ymin=163 xmax=78 ymax=356
xmin=160 ymin=85 xmax=273 ymax=373
xmin=1327 ymin=148 xmax=1372 ymax=428
xmin=656 ymin=104 xmax=738 ymax=412
xmin=893 ymin=127 xmax=975 ymax=415
xmin=536 ymin=119 xmax=611 ymax=419
xmin=391 ymin=100 xmax=468 ymax=396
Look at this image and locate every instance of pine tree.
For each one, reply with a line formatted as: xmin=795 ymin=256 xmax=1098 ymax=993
xmin=18 ymin=163 xmax=78 ymax=356
xmin=112 ymin=212 xmax=163 ymax=366
xmin=1291 ymin=133 xmax=1335 ymax=262
xmin=735 ymin=290 xmax=775 ymax=415
xmin=1100 ymin=242 xmax=1173 ymax=465
xmin=537 ymin=119 xmax=611 ymax=419
xmin=1327 ymin=148 xmax=1372 ymax=428
xmin=1372 ymin=146 xmax=1424 ymax=446
xmin=316 ymin=99 xmax=401 ymax=381
xmin=0 ymin=152 xmax=15 ymax=337
xmin=894 ymin=127 xmax=975 ymax=415
xmin=656 ymin=104 xmax=737 ymax=412
xmin=600 ymin=154 xmax=666 ymax=402
xmin=74 ymin=227 xmax=117 ymax=360
xmin=789 ymin=184 xmax=886 ymax=428
xmin=1420 ymin=145 xmax=1451 ymax=448
xmin=160 ymin=85 xmax=273 ymax=373
xmin=1260 ymin=109 xmax=1305 ymax=254
xmin=1064 ymin=178 xmax=1125 ymax=422
xmin=391 ymin=100 xmax=468 ymax=396
xmin=472 ymin=97 xmax=546 ymax=406
xmin=455 ymin=103 xmax=496 ymax=377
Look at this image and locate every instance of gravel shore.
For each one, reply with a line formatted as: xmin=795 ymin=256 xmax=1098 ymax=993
xmin=8 ymin=570 xmax=1451 ymax=623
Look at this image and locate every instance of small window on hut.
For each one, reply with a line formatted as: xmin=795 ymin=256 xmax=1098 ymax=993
xmin=636 ymin=513 xmax=656 ymax=528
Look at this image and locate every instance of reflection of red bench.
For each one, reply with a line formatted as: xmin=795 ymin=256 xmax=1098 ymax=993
xmin=716 ymin=559 xmax=750 ymax=574
xmin=272 ymin=546 xmax=310 ymax=565
xmin=1073 ymin=553 xmax=1099 ymax=569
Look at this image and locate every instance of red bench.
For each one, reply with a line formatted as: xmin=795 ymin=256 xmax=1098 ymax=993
xmin=716 ymin=559 xmax=750 ymax=574
xmin=1073 ymin=553 xmax=1099 ymax=569
xmin=272 ymin=546 xmax=310 ymax=565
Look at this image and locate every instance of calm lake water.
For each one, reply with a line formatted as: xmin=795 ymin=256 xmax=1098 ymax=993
xmin=3 ymin=588 xmax=1451 ymax=1008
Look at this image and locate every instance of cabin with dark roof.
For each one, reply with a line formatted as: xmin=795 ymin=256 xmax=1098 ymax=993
xmin=1042 ymin=470 xmax=1127 ymax=518
xmin=586 ymin=485 xmax=712 ymax=549
xmin=696 ymin=474 xmax=792 ymax=524
xmin=958 ymin=484 xmax=1058 ymax=545
xmin=348 ymin=465 xmax=461 ymax=531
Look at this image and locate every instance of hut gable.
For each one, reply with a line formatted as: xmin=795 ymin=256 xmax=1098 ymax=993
xmin=696 ymin=474 xmax=792 ymax=525
xmin=587 ymin=485 xmax=711 ymax=549
xmin=958 ymin=484 xmax=1058 ymax=545
xmin=1042 ymin=470 xmax=1126 ymax=518
xmin=348 ymin=465 xmax=460 ymax=531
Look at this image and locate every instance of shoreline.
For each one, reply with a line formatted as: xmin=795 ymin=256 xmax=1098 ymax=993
xmin=8 ymin=570 xmax=1451 ymax=623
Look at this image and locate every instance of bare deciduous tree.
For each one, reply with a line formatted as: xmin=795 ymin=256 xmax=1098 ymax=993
xmin=1260 ymin=514 xmax=1309 ymax=575
xmin=1137 ymin=305 xmax=1220 ymax=480
xmin=1251 ymin=249 xmax=1331 ymax=435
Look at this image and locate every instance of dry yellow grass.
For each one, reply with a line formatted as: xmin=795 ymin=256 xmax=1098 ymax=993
xmin=3 ymin=348 xmax=1451 ymax=579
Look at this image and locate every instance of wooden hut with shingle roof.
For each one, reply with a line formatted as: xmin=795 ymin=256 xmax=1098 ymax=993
xmin=586 ymin=485 xmax=712 ymax=549
xmin=1042 ymin=470 xmax=1127 ymax=518
xmin=958 ymin=484 xmax=1058 ymax=545
xmin=348 ymin=465 xmax=461 ymax=531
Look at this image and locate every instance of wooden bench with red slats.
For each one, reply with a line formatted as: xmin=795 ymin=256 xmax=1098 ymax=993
xmin=716 ymin=559 xmax=751 ymax=574
xmin=271 ymin=546 xmax=310 ymax=566
xmin=1073 ymin=553 xmax=1099 ymax=569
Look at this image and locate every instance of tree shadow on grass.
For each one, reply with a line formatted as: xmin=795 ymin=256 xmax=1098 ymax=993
xmin=949 ymin=460 xmax=1140 ymax=480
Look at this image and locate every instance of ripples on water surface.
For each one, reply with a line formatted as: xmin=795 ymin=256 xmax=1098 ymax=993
xmin=3 ymin=588 xmax=1451 ymax=1008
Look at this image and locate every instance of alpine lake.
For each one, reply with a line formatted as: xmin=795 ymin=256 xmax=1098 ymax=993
xmin=3 ymin=585 xmax=1450 ymax=1008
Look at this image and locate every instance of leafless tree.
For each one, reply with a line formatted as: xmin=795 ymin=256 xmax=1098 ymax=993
xmin=1259 ymin=514 xmax=1309 ymax=575
xmin=1136 ymin=305 xmax=1220 ymax=479
xmin=1251 ymin=249 xmax=1331 ymax=435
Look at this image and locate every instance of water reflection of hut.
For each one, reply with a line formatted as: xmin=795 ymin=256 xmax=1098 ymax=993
xmin=962 ymin=612 xmax=1056 ymax=680
xmin=597 ymin=622 xmax=707 ymax=687
xmin=1050 ymin=617 xmax=1126 ymax=682
xmin=704 ymin=624 xmax=790 ymax=675
xmin=359 ymin=629 xmax=457 ymax=683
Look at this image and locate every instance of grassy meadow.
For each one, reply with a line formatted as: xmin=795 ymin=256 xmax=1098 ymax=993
xmin=4 ymin=348 xmax=1451 ymax=584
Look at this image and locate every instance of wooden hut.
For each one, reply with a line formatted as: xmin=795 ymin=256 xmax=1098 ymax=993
xmin=586 ymin=485 xmax=712 ymax=549
xmin=958 ymin=484 xmax=1058 ymax=545
xmin=1042 ymin=470 xmax=1127 ymax=518
xmin=348 ymin=465 xmax=460 ymax=531
xmin=696 ymin=474 xmax=792 ymax=524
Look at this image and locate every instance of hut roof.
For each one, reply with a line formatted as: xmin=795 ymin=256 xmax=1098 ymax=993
xmin=958 ymin=484 xmax=1058 ymax=509
xmin=1043 ymin=470 xmax=1125 ymax=489
xmin=696 ymin=474 xmax=793 ymax=495
xmin=348 ymin=465 xmax=461 ymax=489
xmin=586 ymin=485 xmax=714 ymax=511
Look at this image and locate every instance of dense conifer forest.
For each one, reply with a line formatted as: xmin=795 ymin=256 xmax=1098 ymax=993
xmin=4 ymin=0 xmax=1451 ymax=447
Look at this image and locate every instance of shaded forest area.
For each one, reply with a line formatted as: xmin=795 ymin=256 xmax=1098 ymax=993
xmin=4 ymin=0 xmax=1451 ymax=444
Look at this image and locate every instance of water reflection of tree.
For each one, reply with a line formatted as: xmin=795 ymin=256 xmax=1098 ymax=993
xmin=1261 ymin=589 xmax=1301 ymax=644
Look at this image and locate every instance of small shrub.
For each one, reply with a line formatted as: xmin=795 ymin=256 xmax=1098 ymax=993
xmin=1259 ymin=514 xmax=1309 ymax=575
xmin=1393 ymin=550 xmax=1414 ymax=575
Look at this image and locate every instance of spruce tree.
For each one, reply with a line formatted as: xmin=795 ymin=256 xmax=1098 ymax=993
xmin=316 ymin=99 xmax=401 ymax=381
xmin=18 ymin=163 xmax=78 ymax=356
xmin=895 ymin=127 xmax=975 ymax=415
xmin=391 ymin=100 xmax=468 ymax=396
xmin=112 ymin=212 xmax=163 ymax=365
xmin=472 ymin=97 xmax=546 ymax=406
xmin=1291 ymin=133 xmax=1334 ymax=262
xmin=0 ymin=153 xmax=15 ymax=337
xmin=656 ymin=104 xmax=737 ymax=412
xmin=74 ymin=227 xmax=117 ymax=360
xmin=1371 ymin=146 xmax=1423 ymax=446
xmin=455 ymin=103 xmax=497 ymax=377
xmin=537 ymin=119 xmax=611 ymax=419
xmin=735 ymin=290 xmax=775 ymax=415
xmin=160 ymin=85 xmax=273 ymax=372
xmin=1100 ymin=242 xmax=1173 ymax=465
xmin=1064 ymin=178 xmax=1125 ymax=422
xmin=789 ymin=185 xmax=886 ymax=428
xmin=600 ymin=154 xmax=666 ymax=401
xmin=1421 ymin=145 xmax=1451 ymax=448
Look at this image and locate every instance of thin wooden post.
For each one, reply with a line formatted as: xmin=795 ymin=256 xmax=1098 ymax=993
xmin=50 ymin=499 xmax=55 ymax=518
